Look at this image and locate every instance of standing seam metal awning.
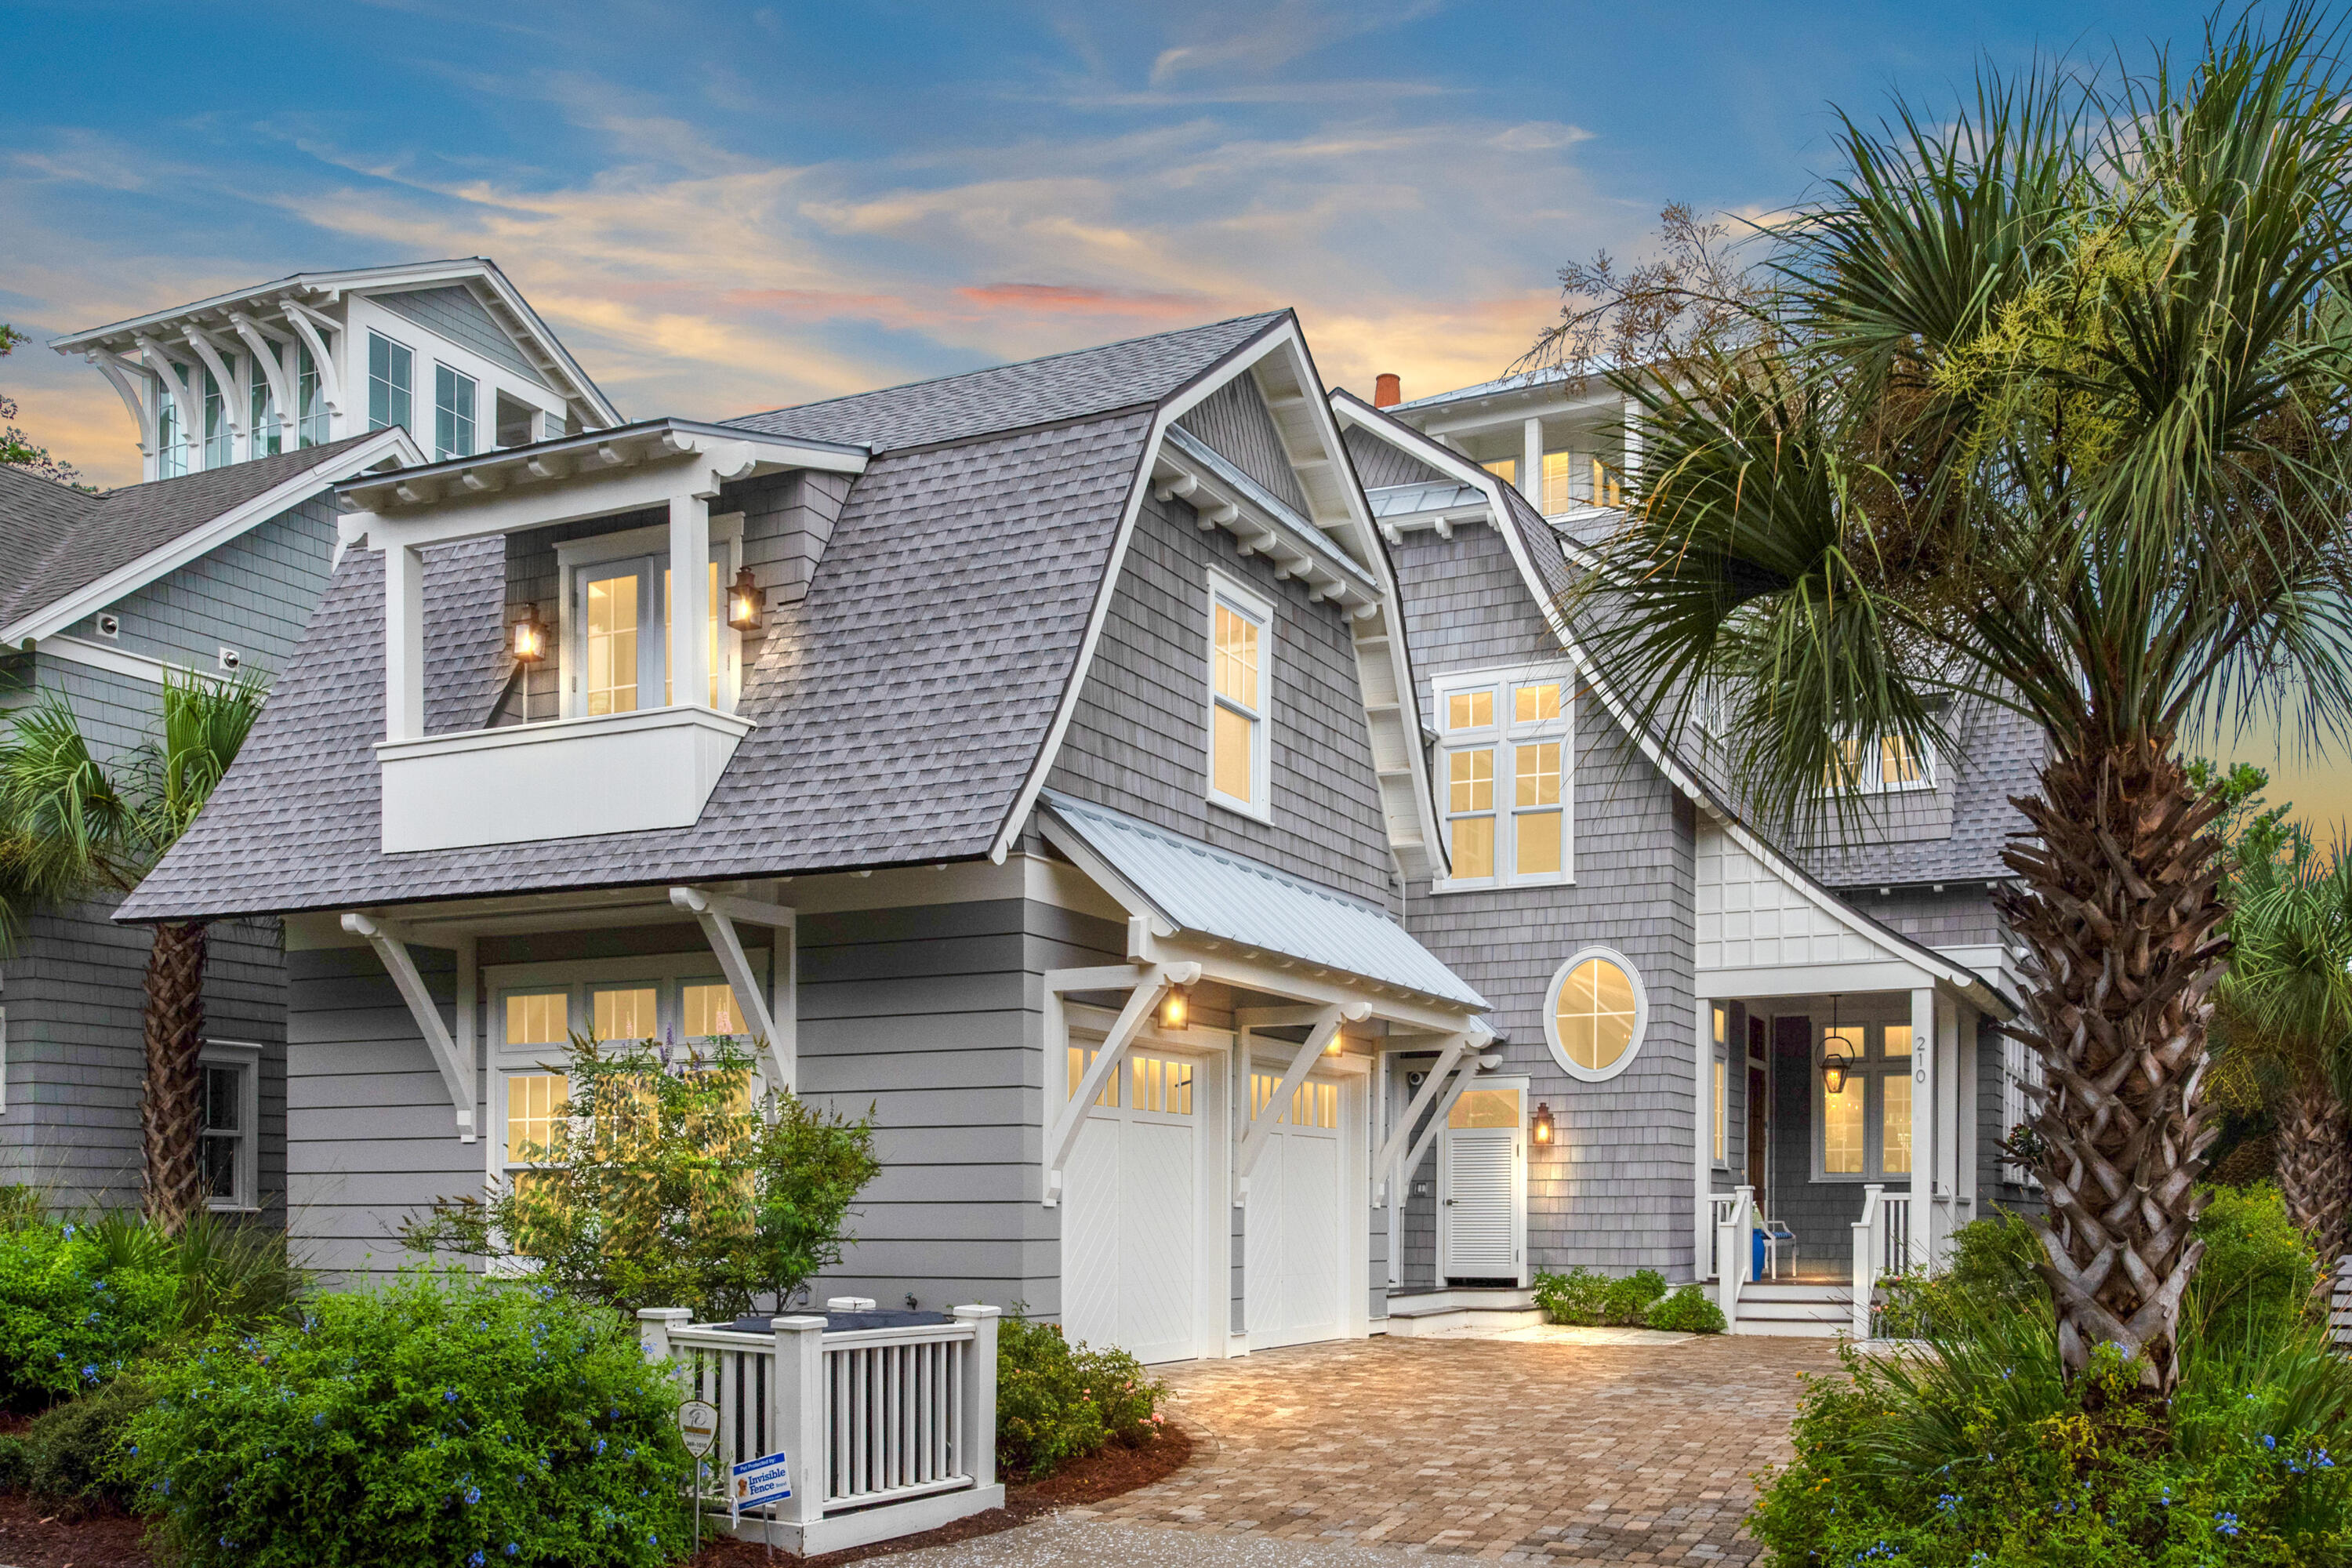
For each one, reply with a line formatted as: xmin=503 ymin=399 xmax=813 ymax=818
xmin=1039 ymin=790 xmax=1489 ymax=1012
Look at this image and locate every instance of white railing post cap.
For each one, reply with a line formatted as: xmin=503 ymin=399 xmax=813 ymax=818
xmin=951 ymin=1304 xmax=1003 ymax=1319
xmin=637 ymin=1307 xmax=695 ymax=1323
xmin=772 ymin=1314 xmax=829 ymax=1332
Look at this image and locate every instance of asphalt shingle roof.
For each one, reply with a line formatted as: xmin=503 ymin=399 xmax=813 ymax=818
xmin=0 ymin=434 xmax=383 ymax=632
xmin=724 ymin=313 xmax=1286 ymax=453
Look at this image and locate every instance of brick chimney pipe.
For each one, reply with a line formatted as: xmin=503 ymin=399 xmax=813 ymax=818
xmin=1374 ymin=372 xmax=1401 ymax=408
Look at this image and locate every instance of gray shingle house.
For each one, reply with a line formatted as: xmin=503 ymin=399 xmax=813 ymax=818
xmin=0 ymin=259 xmax=612 ymax=1216
xmin=117 ymin=312 xmax=2037 ymax=1347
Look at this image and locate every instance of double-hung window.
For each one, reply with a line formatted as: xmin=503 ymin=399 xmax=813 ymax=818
xmin=1207 ymin=572 xmax=1272 ymax=818
xmin=368 ymin=331 xmax=412 ymax=434
xmin=434 ymin=364 xmax=477 ymax=460
xmin=1435 ymin=666 xmax=1571 ymax=887
xmin=1817 ymin=1022 xmax=1914 ymax=1181
xmin=557 ymin=520 xmax=742 ymax=719
xmin=199 ymin=1042 xmax=262 ymax=1211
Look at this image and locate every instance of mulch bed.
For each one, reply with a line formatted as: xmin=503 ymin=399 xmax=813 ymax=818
xmin=686 ymin=1425 xmax=1195 ymax=1566
xmin=0 ymin=1428 xmax=1192 ymax=1568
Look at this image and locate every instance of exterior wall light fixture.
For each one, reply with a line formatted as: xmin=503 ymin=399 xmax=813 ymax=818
xmin=510 ymin=603 xmax=547 ymax=665
xmin=1532 ymin=1101 xmax=1555 ymax=1145
xmin=1160 ymin=984 xmax=1191 ymax=1031
xmin=728 ymin=566 xmax=764 ymax=632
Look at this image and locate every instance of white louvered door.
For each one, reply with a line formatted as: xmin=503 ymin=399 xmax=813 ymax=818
xmin=1439 ymin=1084 xmax=1526 ymax=1282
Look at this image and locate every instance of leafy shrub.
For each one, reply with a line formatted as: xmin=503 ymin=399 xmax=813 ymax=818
xmin=1875 ymin=1207 xmax=2049 ymax=1339
xmin=1644 ymin=1283 xmax=1726 ymax=1334
xmin=405 ymin=1037 xmax=878 ymax=1319
xmin=123 ymin=1272 xmax=691 ymax=1568
xmin=2188 ymin=1184 xmax=2320 ymax=1350
xmin=1601 ymin=1268 xmax=1668 ymax=1326
xmin=1533 ymin=1267 xmax=1610 ymax=1324
xmin=0 ymin=1221 xmax=179 ymax=1406
xmin=18 ymin=1374 xmax=151 ymax=1508
xmin=996 ymin=1314 xmax=1168 ymax=1481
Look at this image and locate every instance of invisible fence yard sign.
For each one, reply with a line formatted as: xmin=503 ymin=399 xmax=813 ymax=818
xmin=731 ymin=1450 xmax=793 ymax=1517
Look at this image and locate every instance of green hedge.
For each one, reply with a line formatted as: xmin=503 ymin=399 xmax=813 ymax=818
xmin=996 ymin=1315 xmax=1169 ymax=1480
xmin=123 ymin=1273 xmax=691 ymax=1568
xmin=0 ymin=1221 xmax=179 ymax=1406
xmin=1534 ymin=1268 xmax=1724 ymax=1333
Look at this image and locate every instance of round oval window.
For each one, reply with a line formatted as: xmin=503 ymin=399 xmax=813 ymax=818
xmin=1544 ymin=949 xmax=1646 ymax=1082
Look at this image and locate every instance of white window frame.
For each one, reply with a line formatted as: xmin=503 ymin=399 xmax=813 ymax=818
xmin=199 ymin=1040 xmax=264 ymax=1213
xmin=1811 ymin=1018 xmax=1916 ymax=1183
xmin=434 ymin=362 xmax=478 ymax=461
xmin=367 ymin=329 xmax=414 ymax=434
xmin=1204 ymin=570 xmax=1273 ymax=822
xmin=553 ymin=515 xmax=746 ymax=719
xmin=1431 ymin=662 xmax=1573 ymax=891
xmin=1541 ymin=946 xmax=1648 ymax=1083
xmin=2001 ymin=1033 xmax=2042 ymax=1187
xmin=1824 ymin=732 xmax=1938 ymax=795
xmin=483 ymin=949 xmax=775 ymax=1199
xmin=1711 ymin=1004 xmax=1730 ymax=1169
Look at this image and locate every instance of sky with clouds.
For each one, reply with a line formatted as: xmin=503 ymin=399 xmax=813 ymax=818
xmin=6 ymin=0 xmax=2339 ymax=826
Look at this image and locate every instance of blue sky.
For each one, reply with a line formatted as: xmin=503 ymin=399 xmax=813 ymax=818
xmin=4 ymin=0 xmax=2336 ymax=824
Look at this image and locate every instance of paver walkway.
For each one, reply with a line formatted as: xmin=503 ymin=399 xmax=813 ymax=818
xmin=1067 ymin=1333 xmax=1840 ymax=1565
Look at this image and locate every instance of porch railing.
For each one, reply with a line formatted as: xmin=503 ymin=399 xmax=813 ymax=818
xmin=1849 ymin=1185 xmax=1914 ymax=1338
xmin=1707 ymin=1193 xmax=1739 ymax=1280
xmin=1712 ymin=1184 xmax=1755 ymax=1332
xmin=639 ymin=1303 xmax=1002 ymax=1555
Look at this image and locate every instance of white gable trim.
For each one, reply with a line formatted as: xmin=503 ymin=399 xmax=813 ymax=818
xmin=3 ymin=426 xmax=423 ymax=646
xmin=1329 ymin=390 xmax=2009 ymax=1019
xmin=989 ymin=319 xmax=1446 ymax=881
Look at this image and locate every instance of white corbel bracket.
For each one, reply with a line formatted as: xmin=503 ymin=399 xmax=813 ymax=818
xmin=341 ymin=912 xmax=476 ymax=1142
xmin=668 ymin=887 xmax=794 ymax=1091
xmin=1370 ymin=1026 xmax=1490 ymax=1207
xmin=1232 ymin=1002 xmax=1368 ymax=1206
xmin=1039 ymin=959 xmax=1200 ymax=1206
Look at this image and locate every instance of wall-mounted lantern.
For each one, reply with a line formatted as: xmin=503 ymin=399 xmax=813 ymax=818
xmin=1532 ymin=1102 xmax=1555 ymax=1145
xmin=510 ymin=603 xmax=547 ymax=665
xmin=1160 ymin=984 xmax=1191 ymax=1031
xmin=727 ymin=566 xmax=764 ymax=632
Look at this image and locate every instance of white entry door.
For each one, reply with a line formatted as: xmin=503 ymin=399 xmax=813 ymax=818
xmin=1063 ymin=1046 xmax=1207 ymax=1364
xmin=1245 ymin=1067 xmax=1348 ymax=1349
xmin=1439 ymin=1083 xmax=1526 ymax=1283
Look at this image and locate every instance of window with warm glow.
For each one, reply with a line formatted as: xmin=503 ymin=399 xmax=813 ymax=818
xmin=1817 ymin=1020 xmax=1917 ymax=1180
xmin=1207 ymin=575 xmax=1272 ymax=816
xmin=1541 ymin=449 xmax=1577 ymax=514
xmin=505 ymin=992 xmax=567 ymax=1047
xmin=506 ymin=1073 xmax=568 ymax=1166
xmin=583 ymin=570 xmax=640 ymax=716
xmin=682 ymin=982 xmax=742 ymax=1039
xmin=591 ymin=985 xmax=658 ymax=1042
xmin=1545 ymin=951 xmax=1645 ymax=1080
xmin=1448 ymin=1087 xmax=1520 ymax=1129
xmin=1479 ymin=456 xmax=1516 ymax=488
xmin=1436 ymin=669 xmax=1570 ymax=886
xmin=1824 ymin=732 xmax=1936 ymax=793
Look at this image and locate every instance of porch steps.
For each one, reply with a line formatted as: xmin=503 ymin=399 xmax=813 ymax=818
xmin=1380 ymin=1287 xmax=1544 ymax=1337
xmin=1730 ymin=1279 xmax=1855 ymax=1338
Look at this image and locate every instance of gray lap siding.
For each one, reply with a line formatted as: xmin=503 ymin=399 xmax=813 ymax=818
xmin=1391 ymin=525 xmax=1700 ymax=1281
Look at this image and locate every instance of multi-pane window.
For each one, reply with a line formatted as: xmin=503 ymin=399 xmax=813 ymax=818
xmin=1541 ymin=450 xmax=1576 ymax=514
xmin=368 ymin=331 xmax=412 ymax=433
xmin=296 ymin=346 xmax=328 ymax=446
xmin=583 ymin=568 xmax=641 ymax=715
xmin=1550 ymin=953 xmax=1641 ymax=1078
xmin=1065 ymin=1047 xmax=1195 ymax=1116
xmin=156 ymin=385 xmax=187 ymax=477
xmin=1825 ymin=733 xmax=1936 ymax=793
xmin=1250 ymin=1070 xmax=1336 ymax=1129
xmin=591 ymin=985 xmax=659 ymax=1042
xmin=249 ymin=372 xmax=282 ymax=457
xmin=1819 ymin=1022 xmax=1914 ymax=1180
xmin=198 ymin=1045 xmax=259 ymax=1210
xmin=201 ymin=358 xmax=233 ymax=469
xmin=1479 ymin=456 xmax=1517 ymax=488
xmin=434 ymin=364 xmax=477 ymax=460
xmin=681 ymin=983 xmax=744 ymax=1039
xmin=568 ymin=541 xmax=733 ymax=719
xmin=1437 ymin=669 xmax=1570 ymax=886
xmin=1207 ymin=575 xmax=1271 ymax=816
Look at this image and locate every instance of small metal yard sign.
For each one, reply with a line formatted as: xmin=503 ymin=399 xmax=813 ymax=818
xmin=677 ymin=1400 xmax=719 ymax=1458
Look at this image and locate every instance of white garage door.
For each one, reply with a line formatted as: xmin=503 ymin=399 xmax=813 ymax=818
xmin=1062 ymin=1047 xmax=1204 ymax=1365
xmin=1245 ymin=1069 xmax=1348 ymax=1350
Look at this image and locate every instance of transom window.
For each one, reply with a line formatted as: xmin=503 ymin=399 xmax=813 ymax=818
xmin=1544 ymin=949 xmax=1647 ymax=1083
xmin=1250 ymin=1070 xmax=1336 ymax=1129
xmin=1436 ymin=666 xmax=1570 ymax=887
xmin=1065 ymin=1047 xmax=1196 ymax=1116
xmin=1818 ymin=1022 xmax=1915 ymax=1180
xmin=1207 ymin=572 xmax=1272 ymax=819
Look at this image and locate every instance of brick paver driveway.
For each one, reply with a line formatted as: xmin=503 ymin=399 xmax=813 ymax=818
xmin=1076 ymin=1333 xmax=1841 ymax=1565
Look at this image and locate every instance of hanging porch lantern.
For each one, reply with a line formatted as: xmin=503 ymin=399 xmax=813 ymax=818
xmin=1531 ymin=1101 xmax=1555 ymax=1145
xmin=1820 ymin=993 xmax=1853 ymax=1094
xmin=510 ymin=601 xmax=547 ymax=665
xmin=727 ymin=566 xmax=764 ymax=632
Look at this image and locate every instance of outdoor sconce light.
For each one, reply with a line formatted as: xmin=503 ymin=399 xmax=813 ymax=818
xmin=1160 ymin=984 xmax=1191 ymax=1030
xmin=510 ymin=603 xmax=547 ymax=665
xmin=1821 ymin=1050 xmax=1854 ymax=1096
xmin=1532 ymin=1102 xmax=1555 ymax=1145
xmin=727 ymin=566 xmax=764 ymax=632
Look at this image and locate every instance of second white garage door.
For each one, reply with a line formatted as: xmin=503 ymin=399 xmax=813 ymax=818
xmin=1244 ymin=1068 xmax=1350 ymax=1350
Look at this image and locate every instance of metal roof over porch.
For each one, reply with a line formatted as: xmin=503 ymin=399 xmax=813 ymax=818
xmin=1038 ymin=790 xmax=1489 ymax=1013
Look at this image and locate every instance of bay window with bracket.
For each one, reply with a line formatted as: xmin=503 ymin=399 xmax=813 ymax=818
xmin=1816 ymin=1021 xmax=1915 ymax=1181
xmin=1206 ymin=571 xmax=1273 ymax=820
xmin=1433 ymin=665 xmax=1571 ymax=888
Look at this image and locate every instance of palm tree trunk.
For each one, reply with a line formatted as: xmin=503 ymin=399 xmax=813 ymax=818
xmin=142 ymin=920 xmax=208 ymax=1232
xmin=1998 ymin=739 xmax=2228 ymax=1397
xmin=2275 ymin=1078 xmax=2351 ymax=1262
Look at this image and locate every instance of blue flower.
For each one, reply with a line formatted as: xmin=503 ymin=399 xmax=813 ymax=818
xmin=470 ymin=1554 xmax=485 ymax=1567
xmin=2217 ymin=1512 xmax=2241 ymax=1537
xmin=593 ymin=1438 xmax=606 ymax=1455
xmin=79 ymin=1365 xmax=98 ymax=1383
xmin=465 ymin=1486 xmax=481 ymax=1505
xmin=445 ymin=1389 xmax=459 ymax=1403
xmin=313 ymin=1414 xmax=325 ymax=1427
xmin=506 ymin=1547 xmax=519 ymax=1558
xmin=1936 ymin=1493 xmax=1960 ymax=1514
xmin=2264 ymin=1434 xmax=2278 ymax=1450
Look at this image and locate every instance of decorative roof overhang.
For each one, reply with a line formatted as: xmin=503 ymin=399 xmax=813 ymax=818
xmin=1154 ymin=425 xmax=1381 ymax=617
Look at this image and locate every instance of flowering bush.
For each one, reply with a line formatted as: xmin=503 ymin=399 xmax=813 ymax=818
xmin=122 ymin=1272 xmax=691 ymax=1568
xmin=995 ymin=1313 xmax=1168 ymax=1480
xmin=0 ymin=1218 xmax=179 ymax=1406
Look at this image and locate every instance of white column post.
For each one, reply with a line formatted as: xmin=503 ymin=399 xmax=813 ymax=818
xmin=637 ymin=1306 xmax=691 ymax=1370
xmin=953 ymin=1305 xmax=1001 ymax=1490
xmin=1955 ymin=1001 xmax=1980 ymax=1232
xmin=769 ymin=1315 xmax=828 ymax=1529
xmin=1936 ymin=992 xmax=1964 ymax=1266
xmin=1694 ymin=995 xmax=1713 ymax=1276
xmin=669 ymin=491 xmax=712 ymax=709
xmin=1908 ymin=986 xmax=1935 ymax=1272
xmin=1521 ymin=416 xmax=1543 ymax=510
xmin=383 ymin=543 xmax=425 ymax=742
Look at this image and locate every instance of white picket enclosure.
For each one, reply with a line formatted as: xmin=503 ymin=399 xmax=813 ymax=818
xmin=640 ymin=1304 xmax=1004 ymax=1556
xmin=1848 ymin=1185 xmax=1916 ymax=1338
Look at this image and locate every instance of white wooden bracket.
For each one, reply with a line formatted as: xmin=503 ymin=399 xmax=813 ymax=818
xmin=1040 ymin=960 xmax=1198 ymax=1206
xmin=342 ymin=912 xmax=477 ymax=1142
xmin=1231 ymin=1003 xmax=1364 ymax=1206
xmin=669 ymin=887 xmax=795 ymax=1091
xmin=1371 ymin=1029 xmax=1484 ymax=1206
xmin=1398 ymin=1052 xmax=1484 ymax=1203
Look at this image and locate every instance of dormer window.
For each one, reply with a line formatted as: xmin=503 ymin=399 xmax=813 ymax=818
xmin=1824 ymin=733 xmax=1935 ymax=793
xmin=557 ymin=520 xmax=739 ymax=719
xmin=434 ymin=365 xmax=477 ymax=460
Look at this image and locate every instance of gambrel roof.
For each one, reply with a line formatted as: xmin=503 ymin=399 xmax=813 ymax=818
xmin=120 ymin=312 xmax=1439 ymax=924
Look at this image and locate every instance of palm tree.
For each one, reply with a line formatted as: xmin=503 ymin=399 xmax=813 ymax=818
xmin=2210 ymin=822 xmax=2352 ymax=1259
xmin=1556 ymin=16 xmax=2352 ymax=1399
xmin=0 ymin=671 xmax=266 ymax=1231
